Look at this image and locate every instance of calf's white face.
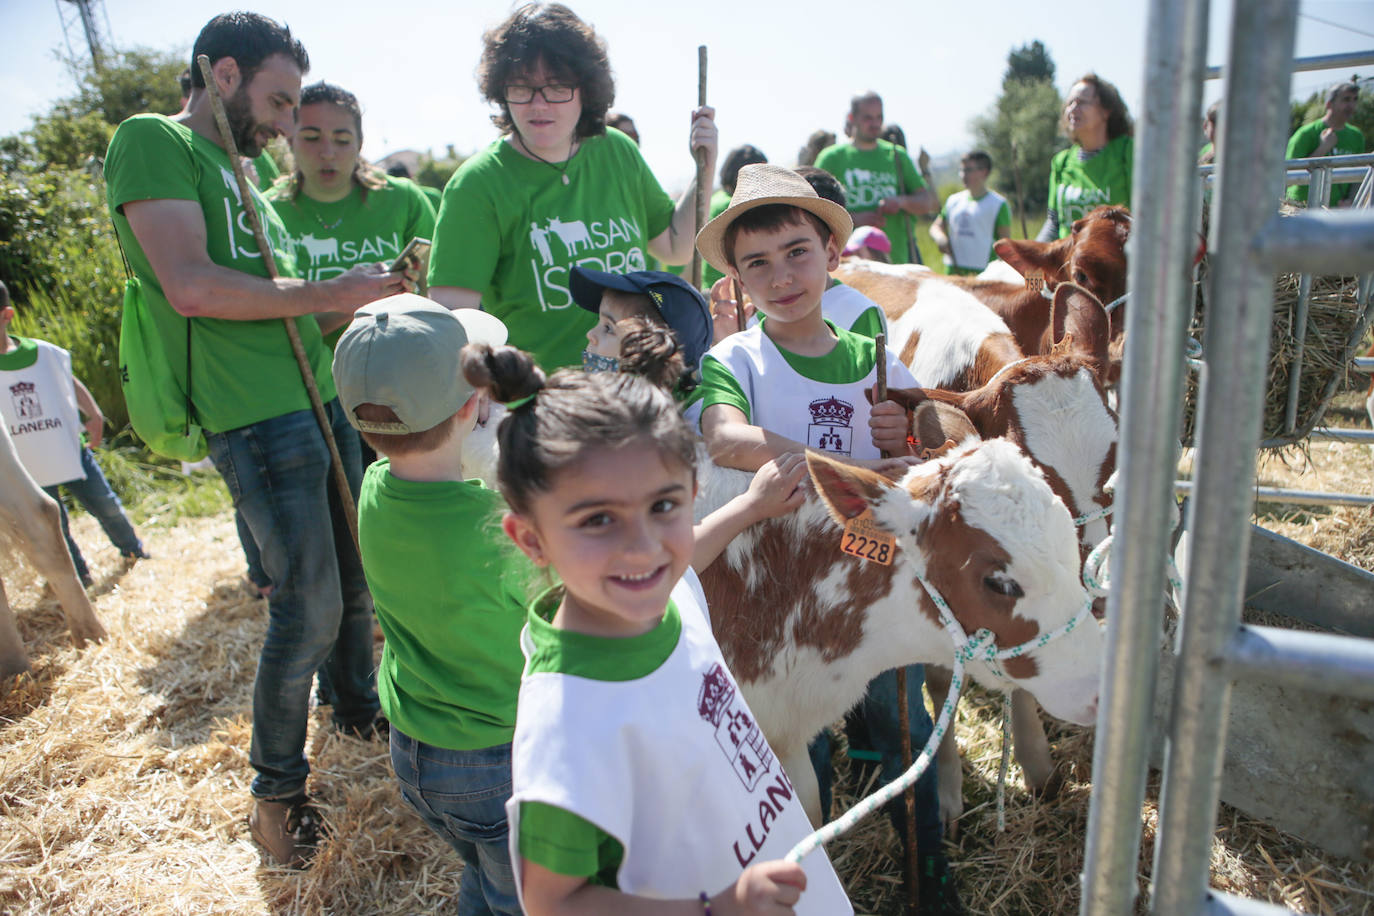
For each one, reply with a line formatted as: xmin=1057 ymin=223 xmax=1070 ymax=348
xmin=810 ymin=440 xmax=1103 ymax=726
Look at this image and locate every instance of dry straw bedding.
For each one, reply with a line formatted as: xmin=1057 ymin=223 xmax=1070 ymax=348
xmin=3 ymin=471 xmax=1373 ymax=914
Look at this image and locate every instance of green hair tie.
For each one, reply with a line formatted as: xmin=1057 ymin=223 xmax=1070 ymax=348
xmin=505 ymin=393 xmax=537 ymax=411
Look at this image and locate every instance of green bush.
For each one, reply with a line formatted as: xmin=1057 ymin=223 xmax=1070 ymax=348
xmin=12 ymin=280 xmax=125 ymax=434
xmin=1 ymin=166 xmax=126 ymax=432
xmin=0 ymin=166 xmax=122 ymax=303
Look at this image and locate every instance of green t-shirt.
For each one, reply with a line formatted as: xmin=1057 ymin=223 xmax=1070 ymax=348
xmin=104 ymin=113 xmax=335 ymax=433
xmin=1285 ymin=119 xmax=1366 ymax=205
xmin=701 ymin=186 xmax=733 ymax=289
xmin=814 ymin=140 xmax=928 ymax=265
xmin=428 ymin=130 xmax=676 ymax=372
xmin=516 ymin=587 xmax=681 ymax=883
xmin=251 ymin=151 xmax=280 ymax=190
xmin=268 ymin=175 xmax=436 ymax=346
xmin=358 ymin=460 xmax=532 ymax=751
xmin=1046 ymin=135 xmax=1134 ymax=238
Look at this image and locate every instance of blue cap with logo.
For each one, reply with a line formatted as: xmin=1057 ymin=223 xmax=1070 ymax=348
xmin=569 ymin=268 xmax=713 ymax=372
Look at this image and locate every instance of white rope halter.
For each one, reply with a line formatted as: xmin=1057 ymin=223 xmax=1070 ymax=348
xmin=785 ymin=534 xmax=1099 ymax=863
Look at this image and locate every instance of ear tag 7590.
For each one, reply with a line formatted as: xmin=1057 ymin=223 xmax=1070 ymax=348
xmin=841 ymin=510 xmax=896 ymax=566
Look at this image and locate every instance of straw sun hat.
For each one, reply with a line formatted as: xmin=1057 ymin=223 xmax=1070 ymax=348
xmin=695 ymin=163 xmax=854 ymax=273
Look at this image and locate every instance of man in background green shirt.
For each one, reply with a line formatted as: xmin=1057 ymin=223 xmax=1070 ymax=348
xmin=815 ymin=91 xmax=938 ymax=265
xmin=1286 ymin=81 xmax=1366 ymax=207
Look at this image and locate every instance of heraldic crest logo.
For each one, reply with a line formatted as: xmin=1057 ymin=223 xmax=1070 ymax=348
xmin=10 ymin=380 xmax=40 ymax=421
xmin=698 ymin=663 xmax=774 ymax=791
xmin=808 ymin=396 xmax=855 ymax=456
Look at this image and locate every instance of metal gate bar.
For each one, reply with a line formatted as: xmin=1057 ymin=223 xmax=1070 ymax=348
xmin=1081 ymin=1 xmax=1374 ymax=913
xmin=1226 ymin=624 xmax=1374 ymax=699
xmin=1204 ymin=48 xmax=1374 ymax=79
xmin=1077 ymin=0 xmax=1209 ymax=913
xmin=1148 ymin=1 xmax=1300 ymax=911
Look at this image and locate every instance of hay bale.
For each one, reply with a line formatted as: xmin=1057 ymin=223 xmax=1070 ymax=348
xmin=1181 ymin=205 xmax=1369 ymax=448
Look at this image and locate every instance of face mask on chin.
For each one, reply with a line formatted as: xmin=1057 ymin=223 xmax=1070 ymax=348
xmin=582 ymin=350 xmax=619 ymax=373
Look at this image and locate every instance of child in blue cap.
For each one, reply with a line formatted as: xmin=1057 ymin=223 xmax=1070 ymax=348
xmin=569 ymin=268 xmax=712 ymax=393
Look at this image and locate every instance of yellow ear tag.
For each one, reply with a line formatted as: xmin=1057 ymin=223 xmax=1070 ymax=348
xmin=1024 ymin=269 xmax=1045 ymax=293
xmin=841 ymin=510 xmax=896 ymax=566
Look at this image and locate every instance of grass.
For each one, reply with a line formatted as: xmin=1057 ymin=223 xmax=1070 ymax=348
xmin=50 ymin=437 xmax=232 ymax=531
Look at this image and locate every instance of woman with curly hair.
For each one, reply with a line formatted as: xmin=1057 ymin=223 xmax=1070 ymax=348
xmin=1037 ymin=72 xmax=1134 ymax=240
xmin=428 ymin=3 xmax=718 ymax=372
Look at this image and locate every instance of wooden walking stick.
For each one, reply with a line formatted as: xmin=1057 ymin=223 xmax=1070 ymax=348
xmin=892 ymin=147 xmax=923 ymax=266
xmin=690 ymin=45 xmax=709 ymax=291
xmin=196 ymin=54 xmax=361 ymax=555
xmin=731 ymin=278 xmax=746 ymax=334
xmin=875 ymin=332 xmax=920 ymax=914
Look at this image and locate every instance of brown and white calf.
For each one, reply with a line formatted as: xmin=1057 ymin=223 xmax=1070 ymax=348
xmin=992 ymin=205 xmax=1132 ymax=335
xmin=833 ymin=259 xmax=1023 ymax=391
xmin=695 ymin=443 xmax=1103 ymax=824
xmin=832 ymin=259 xmax=1118 ymax=545
xmin=0 ymin=422 xmax=105 ymax=677
xmin=828 ymin=266 xmax=1118 ymax=826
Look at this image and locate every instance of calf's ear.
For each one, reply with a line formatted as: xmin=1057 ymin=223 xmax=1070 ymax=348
xmin=994 ymin=236 xmax=1071 ymax=280
xmin=807 ymin=451 xmax=891 ymax=524
xmin=913 ymin=399 xmax=977 ymax=450
xmin=878 ymin=385 xmax=928 ymax=411
xmin=1050 ymin=283 xmax=1111 ymax=384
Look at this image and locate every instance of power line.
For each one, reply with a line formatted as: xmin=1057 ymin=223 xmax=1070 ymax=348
xmin=1299 ymin=12 xmax=1374 ymax=41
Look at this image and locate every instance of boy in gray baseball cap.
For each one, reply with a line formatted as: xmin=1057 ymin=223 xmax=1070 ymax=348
xmin=332 ymin=292 xmax=533 ymax=913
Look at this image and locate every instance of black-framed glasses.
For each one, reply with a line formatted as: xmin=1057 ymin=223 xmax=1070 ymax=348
xmin=503 ymin=84 xmax=576 ymax=104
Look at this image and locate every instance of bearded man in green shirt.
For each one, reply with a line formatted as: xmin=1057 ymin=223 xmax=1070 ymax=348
xmin=814 ymin=91 xmax=938 ymax=265
xmin=104 ymin=11 xmax=408 ymax=869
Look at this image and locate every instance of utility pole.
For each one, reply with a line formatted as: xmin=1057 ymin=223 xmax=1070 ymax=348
xmin=56 ymin=0 xmax=108 ymax=73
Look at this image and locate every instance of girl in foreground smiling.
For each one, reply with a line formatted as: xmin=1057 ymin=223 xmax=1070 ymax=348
xmin=491 ymin=366 xmax=854 ymax=915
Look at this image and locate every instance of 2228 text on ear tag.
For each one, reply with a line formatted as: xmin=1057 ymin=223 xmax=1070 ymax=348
xmin=841 ymin=511 xmax=896 ymax=566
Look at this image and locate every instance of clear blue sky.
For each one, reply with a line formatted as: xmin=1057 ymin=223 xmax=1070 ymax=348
xmin=2 ymin=1 xmax=1370 ymax=189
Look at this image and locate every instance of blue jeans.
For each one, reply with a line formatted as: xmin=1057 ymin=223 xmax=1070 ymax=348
xmin=390 ymin=728 xmax=520 ymax=916
xmin=44 ymin=445 xmax=145 ymax=582
xmin=207 ymin=401 xmax=379 ymax=799
xmin=235 ymin=509 xmax=271 ymax=591
xmin=809 ymin=665 xmax=943 ymax=857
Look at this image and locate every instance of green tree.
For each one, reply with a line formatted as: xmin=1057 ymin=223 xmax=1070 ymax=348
xmin=415 ymin=145 xmax=468 ymax=190
xmin=1005 ymin=40 xmax=1055 ymax=87
xmin=27 ymin=108 xmax=113 ymax=170
xmin=973 ymin=43 xmax=1065 ymax=226
xmin=66 ymin=46 xmax=186 ymax=125
xmin=0 ymin=45 xmax=183 ymax=434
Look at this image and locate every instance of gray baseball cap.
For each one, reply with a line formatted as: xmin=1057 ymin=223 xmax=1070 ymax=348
xmin=333 ymin=293 xmax=508 ymax=434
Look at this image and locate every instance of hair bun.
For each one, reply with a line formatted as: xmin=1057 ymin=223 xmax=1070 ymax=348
xmin=461 ymin=343 xmax=545 ymax=404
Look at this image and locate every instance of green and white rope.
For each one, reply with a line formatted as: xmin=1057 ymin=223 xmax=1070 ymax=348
xmin=786 ymin=478 xmax=1189 ymax=861
xmin=785 ymin=567 xmax=1097 ymax=863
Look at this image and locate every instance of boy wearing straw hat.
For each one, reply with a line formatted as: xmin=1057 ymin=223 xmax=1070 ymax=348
xmin=696 ymin=164 xmax=964 ymax=913
xmin=693 ymin=163 xmax=917 ymax=470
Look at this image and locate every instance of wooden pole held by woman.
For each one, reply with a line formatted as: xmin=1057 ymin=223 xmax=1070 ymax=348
xmin=691 ymin=45 xmax=709 ymax=291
